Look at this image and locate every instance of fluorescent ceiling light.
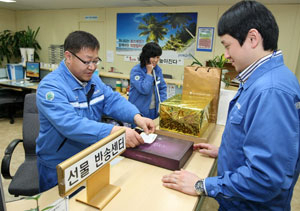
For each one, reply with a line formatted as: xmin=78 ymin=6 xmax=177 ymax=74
xmin=0 ymin=0 xmax=16 ymax=2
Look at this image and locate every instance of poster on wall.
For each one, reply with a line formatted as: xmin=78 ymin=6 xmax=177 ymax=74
xmin=196 ymin=27 xmax=214 ymax=52
xmin=116 ymin=12 xmax=198 ymax=64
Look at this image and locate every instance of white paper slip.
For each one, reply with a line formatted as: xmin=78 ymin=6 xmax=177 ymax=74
xmin=141 ymin=132 xmax=157 ymax=144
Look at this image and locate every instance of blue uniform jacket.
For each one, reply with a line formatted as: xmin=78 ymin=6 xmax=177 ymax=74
xmin=36 ymin=61 xmax=139 ymax=183
xmin=205 ymin=54 xmax=300 ymax=210
xmin=128 ymin=64 xmax=167 ymax=119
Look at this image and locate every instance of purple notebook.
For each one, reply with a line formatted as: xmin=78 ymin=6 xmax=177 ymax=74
xmin=122 ymin=134 xmax=193 ymax=170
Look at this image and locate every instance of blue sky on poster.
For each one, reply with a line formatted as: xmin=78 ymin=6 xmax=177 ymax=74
xmin=117 ymin=13 xmax=192 ymax=46
xmin=116 ymin=12 xmax=198 ymax=57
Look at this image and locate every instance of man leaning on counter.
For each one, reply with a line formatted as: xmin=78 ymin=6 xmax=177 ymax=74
xmin=35 ymin=30 xmax=155 ymax=193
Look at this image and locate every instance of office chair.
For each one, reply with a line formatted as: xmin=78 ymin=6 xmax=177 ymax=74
xmin=1 ymin=93 xmax=40 ymax=197
xmin=0 ymin=88 xmax=25 ymax=124
xmin=0 ymin=176 xmax=7 ymax=211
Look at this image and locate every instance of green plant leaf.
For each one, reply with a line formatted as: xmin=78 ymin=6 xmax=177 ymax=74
xmin=24 ymin=193 xmax=55 ymax=211
xmin=206 ymin=53 xmax=229 ymax=68
xmin=189 ymin=53 xmax=203 ymax=66
xmin=0 ymin=26 xmax=41 ymax=66
xmin=0 ymin=30 xmax=14 ymax=65
xmin=221 ymin=75 xmax=231 ymax=87
xmin=41 ymin=206 xmax=55 ymax=211
xmin=25 ymin=194 xmax=41 ymax=201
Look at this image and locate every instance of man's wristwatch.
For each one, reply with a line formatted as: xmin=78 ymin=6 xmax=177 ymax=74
xmin=194 ymin=179 xmax=205 ymax=195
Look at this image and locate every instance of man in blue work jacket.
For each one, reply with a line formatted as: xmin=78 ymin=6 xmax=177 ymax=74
xmin=36 ymin=31 xmax=155 ymax=192
xmin=162 ymin=1 xmax=300 ymax=210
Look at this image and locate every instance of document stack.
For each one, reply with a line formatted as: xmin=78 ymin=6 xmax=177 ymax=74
xmin=6 ymin=64 xmax=24 ymax=80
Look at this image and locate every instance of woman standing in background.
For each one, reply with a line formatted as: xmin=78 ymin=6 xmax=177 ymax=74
xmin=129 ymin=42 xmax=167 ymax=119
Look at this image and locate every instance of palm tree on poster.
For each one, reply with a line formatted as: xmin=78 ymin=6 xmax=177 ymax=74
xmin=163 ymin=34 xmax=185 ymax=51
xmin=138 ymin=14 xmax=168 ymax=43
xmin=163 ymin=13 xmax=195 ymax=39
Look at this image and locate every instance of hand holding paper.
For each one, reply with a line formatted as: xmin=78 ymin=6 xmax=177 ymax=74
xmin=141 ymin=132 xmax=157 ymax=144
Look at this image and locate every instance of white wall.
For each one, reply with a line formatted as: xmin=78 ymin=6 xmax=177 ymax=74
xmin=0 ymin=4 xmax=300 ymax=79
xmin=0 ymin=8 xmax=16 ymax=32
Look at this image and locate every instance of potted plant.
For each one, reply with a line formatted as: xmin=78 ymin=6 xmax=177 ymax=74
xmin=189 ymin=53 xmax=228 ymax=68
xmin=206 ymin=54 xmax=228 ymax=69
xmin=0 ymin=27 xmax=42 ymax=67
xmin=189 ymin=53 xmax=203 ymax=66
xmin=205 ymin=54 xmax=232 ymax=88
xmin=13 ymin=30 xmax=27 ymax=66
xmin=190 ymin=53 xmax=234 ymax=88
xmin=19 ymin=26 xmax=41 ymax=63
xmin=24 ymin=26 xmax=41 ymax=62
xmin=13 ymin=26 xmax=41 ymax=65
xmin=0 ymin=30 xmax=14 ymax=67
xmin=25 ymin=194 xmax=53 ymax=211
xmin=220 ymin=71 xmax=231 ymax=88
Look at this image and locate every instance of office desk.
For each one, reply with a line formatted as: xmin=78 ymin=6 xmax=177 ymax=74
xmin=6 ymin=125 xmax=224 ymax=211
xmin=0 ymin=79 xmax=38 ymax=91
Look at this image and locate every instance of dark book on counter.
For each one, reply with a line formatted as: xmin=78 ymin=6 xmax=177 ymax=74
xmin=122 ymin=134 xmax=194 ymax=170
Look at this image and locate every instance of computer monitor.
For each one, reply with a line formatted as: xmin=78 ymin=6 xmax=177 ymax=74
xmin=26 ymin=62 xmax=40 ymax=82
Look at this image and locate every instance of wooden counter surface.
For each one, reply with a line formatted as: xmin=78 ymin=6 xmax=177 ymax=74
xmin=6 ymin=125 xmax=224 ymax=211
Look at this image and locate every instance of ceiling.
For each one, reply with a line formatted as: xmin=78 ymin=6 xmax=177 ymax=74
xmin=0 ymin=0 xmax=300 ymax=11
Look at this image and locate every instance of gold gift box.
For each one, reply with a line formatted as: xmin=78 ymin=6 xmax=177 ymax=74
xmin=159 ymin=94 xmax=213 ymax=137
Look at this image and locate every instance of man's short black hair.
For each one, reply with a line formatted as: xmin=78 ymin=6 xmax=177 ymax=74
xmin=139 ymin=42 xmax=162 ymax=68
xmin=218 ymin=0 xmax=279 ymax=51
xmin=64 ymin=30 xmax=100 ymax=53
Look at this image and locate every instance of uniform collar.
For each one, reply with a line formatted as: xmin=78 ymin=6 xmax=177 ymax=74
xmin=60 ymin=60 xmax=89 ymax=90
xmin=238 ymin=50 xmax=284 ymax=90
xmin=236 ymin=50 xmax=282 ymax=84
xmin=64 ymin=60 xmax=88 ymax=87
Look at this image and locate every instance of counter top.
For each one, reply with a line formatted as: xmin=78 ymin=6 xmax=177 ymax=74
xmin=7 ymin=125 xmax=224 ymax=211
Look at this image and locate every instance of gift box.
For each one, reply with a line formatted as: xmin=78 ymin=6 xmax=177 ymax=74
xmin=122 ymin=133 xmax=193 ymax=170
xmin=159 ymin=94 xmax=213 ymax=137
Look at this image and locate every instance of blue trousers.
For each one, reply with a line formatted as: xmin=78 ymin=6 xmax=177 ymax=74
xmin=37 ymin=158 xmax=58 ymax=192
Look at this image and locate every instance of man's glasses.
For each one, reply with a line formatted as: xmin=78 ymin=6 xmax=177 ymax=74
xmin=69 ymin=51 xmax=102 ymax=66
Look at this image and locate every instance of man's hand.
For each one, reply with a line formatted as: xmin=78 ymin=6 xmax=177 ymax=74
xmin=110 ymin=126 xmax=144 ymax=148
xmin=194 ymin=143 xmax=219 ymax=158
xmin=162 ymin=169 xmax=201 ymax=196
xmin=134 ymin=114 xmax=155 ymax=134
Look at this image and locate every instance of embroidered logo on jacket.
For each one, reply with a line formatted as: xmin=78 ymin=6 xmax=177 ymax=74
xmin=45 ymin=91 xmax=55 ymax=101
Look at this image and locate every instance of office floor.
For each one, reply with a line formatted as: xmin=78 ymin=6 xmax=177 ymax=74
xmin=0 ymin=117 xmax=300 ymax=210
